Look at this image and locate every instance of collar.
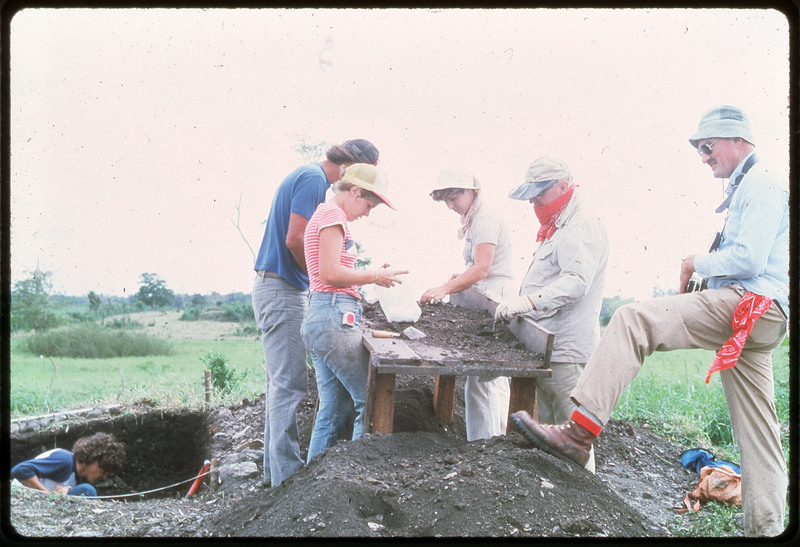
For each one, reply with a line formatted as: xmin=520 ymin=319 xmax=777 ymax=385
xmin=555 ymin=187 xmax=580 ymax=228
xmin=725 ymin=152 xmax=757 ymax=195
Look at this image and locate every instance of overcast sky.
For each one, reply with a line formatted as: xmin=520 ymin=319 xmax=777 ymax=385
xmin=8 ymin=7 xmax=791 ymax=301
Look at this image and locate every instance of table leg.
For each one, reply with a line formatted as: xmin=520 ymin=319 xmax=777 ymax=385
xmin=507 ymin=377 xmax=537 ymax=433
xmin=433 ymin=374 xmax=456 ymax=425
xmin=368 ymin=370 xmax=396 ymax=435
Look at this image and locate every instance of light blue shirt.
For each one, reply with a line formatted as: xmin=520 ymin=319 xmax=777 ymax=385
xmin=694 ymin=153 xmax=789 ymax=314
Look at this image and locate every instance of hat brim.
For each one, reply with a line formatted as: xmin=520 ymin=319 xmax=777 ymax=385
xmin=508 ymin=179 xmax=559 ymax=201
xmin=372 ymin=191 xmax=396 ymax=211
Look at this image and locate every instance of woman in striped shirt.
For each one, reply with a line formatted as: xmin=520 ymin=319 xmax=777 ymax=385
xmin=302 ymin=163 xmax=408 ymax=462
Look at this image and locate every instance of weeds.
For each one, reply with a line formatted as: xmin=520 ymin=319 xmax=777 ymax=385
xmin=24 ymin=325 xmax=173 ymax=359
xmin=201 ymin=352 xmax=237 ymax=394
xmin=668 ymin=502 xmax=743 ymax=537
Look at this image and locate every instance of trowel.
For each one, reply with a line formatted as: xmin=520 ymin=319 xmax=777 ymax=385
xmin=402 ymin=326 xmax=426 ymax=340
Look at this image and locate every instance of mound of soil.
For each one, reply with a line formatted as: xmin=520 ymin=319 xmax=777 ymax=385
xmin=8 ymin=370 xmax=707 ymax=538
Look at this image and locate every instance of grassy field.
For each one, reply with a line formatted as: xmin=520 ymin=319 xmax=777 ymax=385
xmin=10 ymin=333 xmax=266 ymax=419
xmin=613 ymin=338 xmax=790 ymax=463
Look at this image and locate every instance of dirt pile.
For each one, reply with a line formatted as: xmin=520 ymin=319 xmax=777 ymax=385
xmin=8 ymin=372 xmax=704 ymax=538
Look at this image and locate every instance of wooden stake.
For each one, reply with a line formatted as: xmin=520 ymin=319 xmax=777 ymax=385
xmin=204 ymin=369 xmax=212 ymax=404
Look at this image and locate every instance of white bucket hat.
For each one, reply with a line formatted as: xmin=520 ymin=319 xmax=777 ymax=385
xmin=431 ymin=167 xmax=480 ymax=194
xmin=688 ymin=105 xmax=754 ymax=148
xmin=342 ymin=163 xmax=395 ymax=210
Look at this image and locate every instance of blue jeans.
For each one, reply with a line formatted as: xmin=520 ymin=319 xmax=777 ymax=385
xmin=301 ymin=292 xmax=369 ymax=462
xmin=67 ymin=483 xmax=97 ymax=497
xmin=252 ymin=274 xmax=309 ymax=487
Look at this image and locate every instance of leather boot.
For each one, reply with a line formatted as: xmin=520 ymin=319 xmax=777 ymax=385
xmin=511 ymin=410 xmax=595 ymax=468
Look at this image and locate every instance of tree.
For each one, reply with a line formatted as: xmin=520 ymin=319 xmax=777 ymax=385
xmin=88 ymin=291 xmax=102 ymax=316
xmin=136 ymin=273 xmax=175 ymax=309
xmin=599 ymin=295 xmax=635 ymax=326
xmin=11 ymin=268 xmax=60 ymax=332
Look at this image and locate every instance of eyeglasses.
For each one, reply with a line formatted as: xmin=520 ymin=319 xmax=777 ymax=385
xmin=697 ymin=141 xmax=718 ymax=156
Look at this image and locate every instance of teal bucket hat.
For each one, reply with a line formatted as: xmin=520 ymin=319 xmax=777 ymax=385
xmin=689 ymin=105 xmax=754 ymax=148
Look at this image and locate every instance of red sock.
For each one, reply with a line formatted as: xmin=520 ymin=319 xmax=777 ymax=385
xmin=571 ymin=409 xmax=603 ymax=437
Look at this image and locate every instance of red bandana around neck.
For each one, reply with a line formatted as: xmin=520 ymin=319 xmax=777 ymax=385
xmin=534 ymin=185 xmax=575 ymax=242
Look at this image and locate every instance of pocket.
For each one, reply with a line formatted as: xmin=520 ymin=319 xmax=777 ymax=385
xmin=301 ymin=314 xmax=335 ymax=354
xmin=746 ymin=306 xmax=787 ymax=350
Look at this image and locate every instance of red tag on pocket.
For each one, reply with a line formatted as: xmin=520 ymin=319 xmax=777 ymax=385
xmin=341 ymin=312 xmax=356 ymax=327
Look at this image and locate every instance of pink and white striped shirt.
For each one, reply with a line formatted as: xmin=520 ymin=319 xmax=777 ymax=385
xmin=304 ymin=202 xmax=360 ymax=299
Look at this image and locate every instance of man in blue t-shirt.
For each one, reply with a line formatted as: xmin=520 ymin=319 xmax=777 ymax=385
xmin=11 ymin=432 xmax=126 ymax=497
xmin=251 ymin=139 xmax=379 ymax=487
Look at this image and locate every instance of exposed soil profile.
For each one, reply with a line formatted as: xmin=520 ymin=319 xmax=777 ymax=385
xmin=9 ymin=371 xmax=706 ymax=538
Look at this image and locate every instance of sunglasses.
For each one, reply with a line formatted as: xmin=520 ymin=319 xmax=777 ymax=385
xmin=697 ymin=140 xmax=718 ymax=156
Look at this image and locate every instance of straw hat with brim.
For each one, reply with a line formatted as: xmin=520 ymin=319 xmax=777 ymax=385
xmin=430 ymin=167 xmax=480 ymax=194
xmin=342 ymin=163 xmax=396 ymax=210
xmin=688 ymin=105 xmax=754 ymax=148
xmin=508 ymin=156 xmax=572 ymax=201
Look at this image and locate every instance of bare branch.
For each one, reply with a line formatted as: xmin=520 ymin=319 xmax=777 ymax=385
xmin=231 ymin=194 xmax=256 ymax=261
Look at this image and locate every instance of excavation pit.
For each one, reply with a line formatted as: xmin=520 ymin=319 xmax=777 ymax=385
xmin=9 ymin=407 xmax=211 ymax=500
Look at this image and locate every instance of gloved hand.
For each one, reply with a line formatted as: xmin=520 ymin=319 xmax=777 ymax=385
xmin=494 ymin=295 xmax=534 ymax=321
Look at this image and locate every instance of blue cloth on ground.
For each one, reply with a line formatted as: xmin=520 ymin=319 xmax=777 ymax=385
xmin=680 ymin=448 xmax=741 ymax=474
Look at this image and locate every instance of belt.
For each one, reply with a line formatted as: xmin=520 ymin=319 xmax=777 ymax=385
xmin=255 ymin=270 xmax=282 ymax=280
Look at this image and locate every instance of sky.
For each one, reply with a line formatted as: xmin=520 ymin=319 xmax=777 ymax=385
xmin=7 ymin=7 xmax=792 ymax=302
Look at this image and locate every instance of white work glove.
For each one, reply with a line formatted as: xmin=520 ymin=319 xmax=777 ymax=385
xmin=494 ymin=295 xmax=534 ymax=321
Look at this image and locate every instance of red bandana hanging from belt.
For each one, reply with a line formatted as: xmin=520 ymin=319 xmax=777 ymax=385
xmin=705 ymin=291 xmax=773 ymax=383
xmin=534 ymin=185 xmax=575 ymax=242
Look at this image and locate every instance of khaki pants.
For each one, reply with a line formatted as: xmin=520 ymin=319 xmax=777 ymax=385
xmin=536 ymin=362 xmax=586 ymax=425
xmin=572 ymin=285 xmax=788 ymax=537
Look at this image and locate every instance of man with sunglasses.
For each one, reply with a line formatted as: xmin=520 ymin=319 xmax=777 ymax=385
xmin=251 ymin=139 xmax=379 ymax=488
xmin=495 ymin=156 xmax=609 ymax=473
xmin=509 ymin=106 xmax=789 ymax=537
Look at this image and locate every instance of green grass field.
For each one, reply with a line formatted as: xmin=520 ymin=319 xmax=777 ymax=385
xmin=10 ymin=336 xmax=266 ymax=418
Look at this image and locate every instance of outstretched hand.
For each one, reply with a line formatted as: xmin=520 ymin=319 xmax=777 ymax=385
xmin=375 ymin=265 xmax=409 ymax=288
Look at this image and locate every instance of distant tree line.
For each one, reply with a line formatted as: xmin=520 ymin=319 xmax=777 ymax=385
xmin=9 ymin=269 xmax=254 ymax=333
xmin=11 ymin=267 xmax=680 ymax=334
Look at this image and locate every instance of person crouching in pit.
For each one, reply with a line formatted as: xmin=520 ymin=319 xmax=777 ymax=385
xmin=11 ymin=432 xmax=126 ymax=497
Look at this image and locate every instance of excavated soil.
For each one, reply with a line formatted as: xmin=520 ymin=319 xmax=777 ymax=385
xmin=7 ymin=302 xmax=721 ymax=539
xmin=363 ymin=301 xmax=542 ymax=362
xmin=7 ymin=371 xmax=709 ymax=539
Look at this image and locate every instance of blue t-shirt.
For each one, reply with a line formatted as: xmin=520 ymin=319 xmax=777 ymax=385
xmin=253 ymin=163 xmax=331 ymax=290
xmin=11 ymin=448 xmax=80 ymax=489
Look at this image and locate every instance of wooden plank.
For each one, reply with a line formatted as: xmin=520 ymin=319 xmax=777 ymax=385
xmin=374 ymin=362 xmax=552 ymax=377
xmin=362 ymin=331 xmax=420 ymax=362
xmin=370 ymin=371 xmax=396 ymax=435
xmin=449 ymin=286 xmax=499 ymax=315
xmin=507 ymin=377 xmax=538 ymax=433
xmin=433 ymin=375 xmax=456 ymax=425
xmin=508 ymin=316 xmax=554 ymax=366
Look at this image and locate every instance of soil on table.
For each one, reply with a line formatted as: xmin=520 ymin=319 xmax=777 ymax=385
xmin=362 ymin=301 xmax=543 ymax=363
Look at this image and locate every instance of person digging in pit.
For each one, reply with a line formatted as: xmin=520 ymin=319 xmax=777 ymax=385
xmin=419 ymin=167 xmax=514 ymax=441
xmin=508 ymin=106 xmax=789 ymax=538
xmin=11 ymin=432 xmax=126 ymax=497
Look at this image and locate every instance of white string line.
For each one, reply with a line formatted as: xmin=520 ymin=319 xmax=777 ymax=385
xmin=16 ymin=470 xmax=212 ymax=500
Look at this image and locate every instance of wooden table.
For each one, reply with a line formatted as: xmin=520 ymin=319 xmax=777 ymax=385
xmin=362 ymin=287 xmax=553 ymax=435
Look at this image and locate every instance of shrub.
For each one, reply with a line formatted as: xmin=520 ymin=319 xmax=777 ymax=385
xmin=24 ymin=325 xmax=173 ymax=359
xmin=201 ymin=351 xmax=237 ymax=394
xmin=105 ymin=316 xmax=143 ymax=330
xmin=180 ymin=304 xmax=204 ymax=322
